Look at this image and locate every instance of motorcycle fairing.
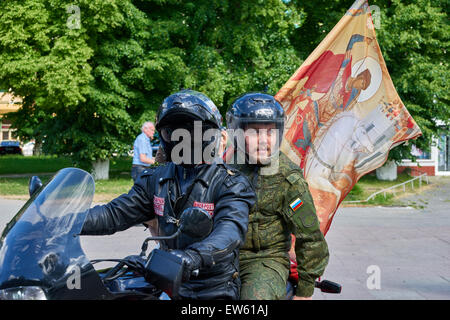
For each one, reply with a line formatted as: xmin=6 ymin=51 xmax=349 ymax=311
xmin=0 ymin=168 xmax=112 ymax=299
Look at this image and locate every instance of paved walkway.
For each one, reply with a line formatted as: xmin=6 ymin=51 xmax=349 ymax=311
xmin=313 ymin=177 xmax=450 ymax=299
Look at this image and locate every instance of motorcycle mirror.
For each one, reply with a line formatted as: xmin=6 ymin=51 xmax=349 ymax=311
xmin=178 ymin=207 xmax=213 ymax=239
xmin=28 ymin=176 xmax=43 ymax=197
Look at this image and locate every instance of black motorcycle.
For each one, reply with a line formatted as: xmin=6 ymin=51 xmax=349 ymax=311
xmin=0 ymin=168 xmax=214 ymax=300
xmin=0 ymin=168 xmax=340 ymax=300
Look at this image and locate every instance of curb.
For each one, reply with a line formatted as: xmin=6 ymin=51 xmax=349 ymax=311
xmin=0 ymin=172 xmax=55 ymax=178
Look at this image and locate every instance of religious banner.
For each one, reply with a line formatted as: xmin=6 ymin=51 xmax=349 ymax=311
xmin=275 ymin=0 xmax=422 ymax=234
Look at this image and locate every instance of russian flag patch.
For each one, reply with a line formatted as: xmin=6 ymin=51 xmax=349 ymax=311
xmin=289 ymin=198 xmax=303 ymax=212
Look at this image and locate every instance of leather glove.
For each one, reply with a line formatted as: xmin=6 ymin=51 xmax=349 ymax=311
xmin=123 ymin=255 xmax=147 ymax=273
xmin=169 ymin=249 xmax=203 ymax=281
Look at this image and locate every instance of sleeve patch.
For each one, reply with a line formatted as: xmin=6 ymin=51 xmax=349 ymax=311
xmin=289 ymin=198 xmax=304 ymax=212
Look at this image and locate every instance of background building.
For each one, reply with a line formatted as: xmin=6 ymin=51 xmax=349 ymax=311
xmin=0 ymin=91 xmax=21 ymax=142
xmin=397 ymin=121 xmax=450 ymax=176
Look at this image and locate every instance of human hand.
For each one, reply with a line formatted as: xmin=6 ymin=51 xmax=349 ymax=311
xmin=169 ymin=249 xmax=203 ymax=281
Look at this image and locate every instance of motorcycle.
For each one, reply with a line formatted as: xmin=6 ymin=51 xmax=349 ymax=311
xmin=0 ymin=168 xmax=340 ymax=300
xmin=0 ymin=168 xmax=212 ymax=300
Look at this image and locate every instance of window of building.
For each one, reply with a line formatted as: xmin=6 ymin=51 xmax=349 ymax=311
xmin=2 ymin=131 xmax=10 ymax=140
xmin=411 ymin=145 xmax=431 ymax=160
xmin=438 ymin=134 xmax=450 ymax=172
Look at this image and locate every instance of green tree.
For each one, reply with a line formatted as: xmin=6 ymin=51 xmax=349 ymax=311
xmin=0 ymin=0 xmax=154 ymax=178
xmin=135 ymin=0 xmax=304 ymax=113
xmin=374 ymin=0 xmax=450 ymax=160
xmin=0 ymin=0 xmax=304 ymax=178
xmin=3 ymin=0 xmax=445 ymax=178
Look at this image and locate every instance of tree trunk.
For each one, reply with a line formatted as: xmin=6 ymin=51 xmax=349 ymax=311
xmin=92 ymin=159 xmax=110 ymax=180
xmin=376 ymin=160 xmax=398 ymax=181
xmin=33 ymin=140 xmax=43 ymax=156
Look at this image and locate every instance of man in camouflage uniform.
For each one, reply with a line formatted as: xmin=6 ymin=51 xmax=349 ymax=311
xmin=226 ymin=92 xmax=329 ymax=299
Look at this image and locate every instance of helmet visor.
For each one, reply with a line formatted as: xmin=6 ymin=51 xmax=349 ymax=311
xmin=159 ymin=120 xmax=221 ymax=165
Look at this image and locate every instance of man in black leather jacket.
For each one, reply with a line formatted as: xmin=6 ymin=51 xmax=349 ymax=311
xmin=81 ymin=90 xmax=256 ymax=300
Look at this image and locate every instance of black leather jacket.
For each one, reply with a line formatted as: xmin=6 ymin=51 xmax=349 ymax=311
xmin=81 ymin=161 xmax=255 ymax=300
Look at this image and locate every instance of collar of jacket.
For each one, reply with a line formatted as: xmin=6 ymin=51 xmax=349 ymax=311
xmin=157 ymin=162 xmax=219 ymax=188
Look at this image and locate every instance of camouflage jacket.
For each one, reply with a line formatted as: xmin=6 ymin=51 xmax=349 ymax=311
xmin=230 ymin=152 xmax=329 ymax=297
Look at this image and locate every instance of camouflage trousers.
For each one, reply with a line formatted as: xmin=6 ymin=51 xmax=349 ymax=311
xmin=239 ymin=258 xmax=289 ymax=300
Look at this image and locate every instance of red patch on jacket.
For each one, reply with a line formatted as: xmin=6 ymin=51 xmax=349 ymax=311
xmin=153 ymin=196 xmax=165 ymax=216
xmin=193 ymin=201 xmax=215 ymax=217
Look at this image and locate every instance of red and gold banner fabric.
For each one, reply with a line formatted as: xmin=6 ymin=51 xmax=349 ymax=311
xmin=275 ymin=0 xmax=422 ymax=234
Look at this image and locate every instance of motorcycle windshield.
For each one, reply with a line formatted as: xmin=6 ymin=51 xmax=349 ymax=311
xmin=0 ymin=168 xmax=111 ymax=299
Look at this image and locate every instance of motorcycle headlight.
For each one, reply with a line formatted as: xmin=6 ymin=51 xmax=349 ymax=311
xmin=0 ymin=286 xmax=47 ymax=300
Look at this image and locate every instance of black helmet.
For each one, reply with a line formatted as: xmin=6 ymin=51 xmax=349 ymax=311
xmin=156 ymin=90 xmax=223 ymax=164
xmin=226 ymin=92 xmax=285 ymax=133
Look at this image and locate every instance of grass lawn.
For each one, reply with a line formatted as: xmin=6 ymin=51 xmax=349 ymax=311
xmin=0 ymin=155 xmax=135 ymax=203
xmin=93 ymin=175 xmax=134 ymax=202
xmin=344 ymin=171 xmax=429 ymax=206
xmin=0 ymin=174 xmax=134 ymax=203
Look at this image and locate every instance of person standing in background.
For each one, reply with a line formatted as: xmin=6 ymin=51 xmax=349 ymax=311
xmin=131 ymin=121 xmax=155 ymax=182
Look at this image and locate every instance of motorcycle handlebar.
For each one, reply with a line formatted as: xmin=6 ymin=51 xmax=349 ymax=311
xmin=314 ymin=280 xmax=342 ymax=294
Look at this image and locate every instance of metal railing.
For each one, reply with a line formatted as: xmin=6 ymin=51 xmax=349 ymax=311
xmin=343 ymin=173 xmax=429 ymax=204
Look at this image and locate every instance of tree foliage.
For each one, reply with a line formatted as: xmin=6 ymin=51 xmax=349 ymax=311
xmin=0 ymin=0 xmax=151 ymax=168
xmin=0 ymin=0 xmax=303 ymax=168
xmin=135 ymin=0 xmax=304 ymax=111
xmin=374 ymin=0 xmax=449 ymax=160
